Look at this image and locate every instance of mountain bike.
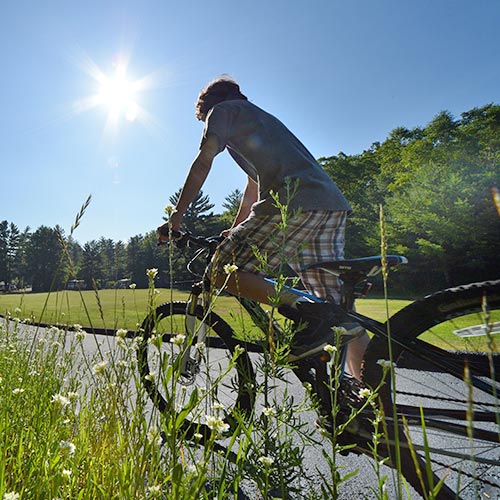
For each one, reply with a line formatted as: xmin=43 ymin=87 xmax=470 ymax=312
xmin=137 ymin=231 xmax=500 ymax=500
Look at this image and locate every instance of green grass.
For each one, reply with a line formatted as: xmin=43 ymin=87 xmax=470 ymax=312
xmin=0 ymin=289 xmax=410 ymax=332
xmin=3 ymin=290 xmax=498 ymax=351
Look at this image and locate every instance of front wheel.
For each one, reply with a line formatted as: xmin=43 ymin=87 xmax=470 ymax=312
xmin=137 ymin=302 xmax=256 ymax=441
xmin=363 ymin=280 xmax=500 ymax=499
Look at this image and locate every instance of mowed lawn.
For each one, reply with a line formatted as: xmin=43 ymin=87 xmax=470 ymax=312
xmin=0 ymin=288 xmax=410 ymax=333
xmin=3 ymin=289 xmax=498 ymax=351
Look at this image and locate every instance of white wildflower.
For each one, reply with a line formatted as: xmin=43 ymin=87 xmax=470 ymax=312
xmin=130 ymin=337 xmax=143 ymax=351
xmin=331 ymin=326 xmax=348 ymax=335
xmin=129 ymin=283 xmax=137 ymax=289
xmin=262 ymin=406 xmax=276 ymax=417
xmin=223 ymin=263 xmax=238 ymax=275
xmin=164 ymin=204 xmax=177 ymax=216
xmin=358 ymin=388 xmax=372 ymax=399
xmin=206 ymin=415 xmax=230 ymax=434
xmin=147 ymin=485 xmax=162 ymax=495
xmin=116 ymin=328 xmax=128 ymax=339
xmin=193 ymin=432 xmax=203 ymax=441
xmin=74 ymin=325 xmax=86 ymax=341
xmin=92 ymin=360 xmax=108 ymax=376
xmin=146 ymin=268 xmax=158 ymax=280
xmin=12 ymin=388 xmax=24 ymax=395
xmin=51 ymin=394 xmax=71 ymax=407
xmin=59 ymin=440 xmax=76 ymax=456
xmin=323 ymin=344 xmax=337 ymax=354
xmin=213 ymin=402 xmax=224 ymax=412
xmin=49 ymin=326 xmax=63 ymax=336
xmin=145 ymin=372 xmax=157 ymax=382
xmin=61 ymin=468 xmax=72 ymax=479
xmin=3 ymin=492 xmax=20 ymax=500
xmin=258 ymin=455 xmax=275 ymax=468
xmin=170 ymin=334 xmax=186 ymax=346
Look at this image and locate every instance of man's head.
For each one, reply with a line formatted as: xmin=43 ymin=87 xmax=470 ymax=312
xmin=195 ymin=76 xmax=247 ymax=121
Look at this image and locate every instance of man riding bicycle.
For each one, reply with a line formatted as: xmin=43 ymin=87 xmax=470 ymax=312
xmin=158 ymin=76 xmax=368 ymax=379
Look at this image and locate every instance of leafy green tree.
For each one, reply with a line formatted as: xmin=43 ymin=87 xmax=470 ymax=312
xmin=377 ymin=106 xmax=500 ymax=292
xmin=14 ymin=227 xmax=32 ymax=287
xmin=222 ymin=188 xmax=242 ymax=215
xmin=0 ymin=221 xmax=23 ymax=287
xmin=113 ymin=241 xmax=128 ymax=282
xmin=126 ymin=235 xmax=147 ymax=288
xmin=168 ymin=189 xmax=215 ymax=233
xmin=66 ymin=238 xmax=83 ymax=279
xmin=26 ymin=226 xmax=66 ymax=292
xmin=217 ymin=188 xmax=243 ymax=229
xmin=79 ymin=241 xmax=104 ymax=288
xmin=97 ymin=238 xmax=114 ymax=283
xmin=319 ymin=151 xmax=381 ymax=258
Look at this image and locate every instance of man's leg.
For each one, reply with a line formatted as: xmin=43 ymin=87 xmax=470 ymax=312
xmin=345 ymin=331 xmax=370 ymax=380
xmin=214 ymin=270 xmax=277 ymax=305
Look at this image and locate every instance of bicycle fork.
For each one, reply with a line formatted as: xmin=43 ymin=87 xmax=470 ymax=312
xmin=178 ymin=284 xmax=208 ymax=384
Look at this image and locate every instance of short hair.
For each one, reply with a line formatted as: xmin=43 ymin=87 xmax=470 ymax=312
xmin=195 ymin=76 xmax=247 ymax=121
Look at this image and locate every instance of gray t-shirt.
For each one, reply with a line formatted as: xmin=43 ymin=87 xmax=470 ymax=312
xmin=202 ymin=100 xmax=352 ymax=216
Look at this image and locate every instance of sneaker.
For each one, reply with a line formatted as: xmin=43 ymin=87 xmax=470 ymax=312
xmin=279 ymin=302 xmax=364 ymax=362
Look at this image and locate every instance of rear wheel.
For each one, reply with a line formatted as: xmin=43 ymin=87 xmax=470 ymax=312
xmin=363 ymin=280 xmax=500 ymax=499
xmin=137 ymin=302 xmax=256 ymax=441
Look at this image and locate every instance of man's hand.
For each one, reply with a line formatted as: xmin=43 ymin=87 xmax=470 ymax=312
xmin=157 ymin=223 xmax=183 ymax=244
xmin=157 ymin=223 xmax=171 ymax=243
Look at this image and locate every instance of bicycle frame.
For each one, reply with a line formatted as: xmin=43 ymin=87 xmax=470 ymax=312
xmin=170 ymin=231 xmax=496 ymax=395
xmin=178 ymin=275 xmax=356 ymax=382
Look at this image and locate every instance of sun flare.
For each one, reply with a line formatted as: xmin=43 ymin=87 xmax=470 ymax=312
xmin=96 ymin=63 xmax=139 ymax=122
xmin=73 ymin=51 xmax=161 ymax=134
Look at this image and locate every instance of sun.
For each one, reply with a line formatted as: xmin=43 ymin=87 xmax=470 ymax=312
xmin=95 ymin=62 xmax=139 ymax=122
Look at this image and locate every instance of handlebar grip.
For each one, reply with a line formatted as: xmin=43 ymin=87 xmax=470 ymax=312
xmin=158 ymin=224 xmax=182 ymax=238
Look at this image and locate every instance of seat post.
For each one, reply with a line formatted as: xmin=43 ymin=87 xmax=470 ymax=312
xmin=339 ymin=276 xmax=357 ymax=312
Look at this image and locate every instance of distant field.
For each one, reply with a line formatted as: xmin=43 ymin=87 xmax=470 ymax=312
xmin=2 ymin=289 xmax=498 ymax=351
xmin=0 ymin=288 xmax=410 ymax=332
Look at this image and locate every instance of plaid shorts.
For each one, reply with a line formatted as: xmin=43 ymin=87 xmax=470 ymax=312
xmin=210 ymin=210 xmax=347 ymax=302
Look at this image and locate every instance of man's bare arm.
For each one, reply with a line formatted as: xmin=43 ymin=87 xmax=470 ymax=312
xmin=229 ymin=176 xmax=258 ymax=229
xmin=159 ymin=135 xmax=219 ymax=238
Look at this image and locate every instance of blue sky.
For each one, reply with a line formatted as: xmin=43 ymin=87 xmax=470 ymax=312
xmin=1 ymin=0 xmax=499 ymax=244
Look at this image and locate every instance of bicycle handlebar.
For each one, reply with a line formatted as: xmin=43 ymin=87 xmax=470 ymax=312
xmin=158 ymin=228 xmax=223 ymax=254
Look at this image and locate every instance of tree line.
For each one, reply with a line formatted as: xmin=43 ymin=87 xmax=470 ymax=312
xmin=1 ymin=104 xmax=499 ymax=296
